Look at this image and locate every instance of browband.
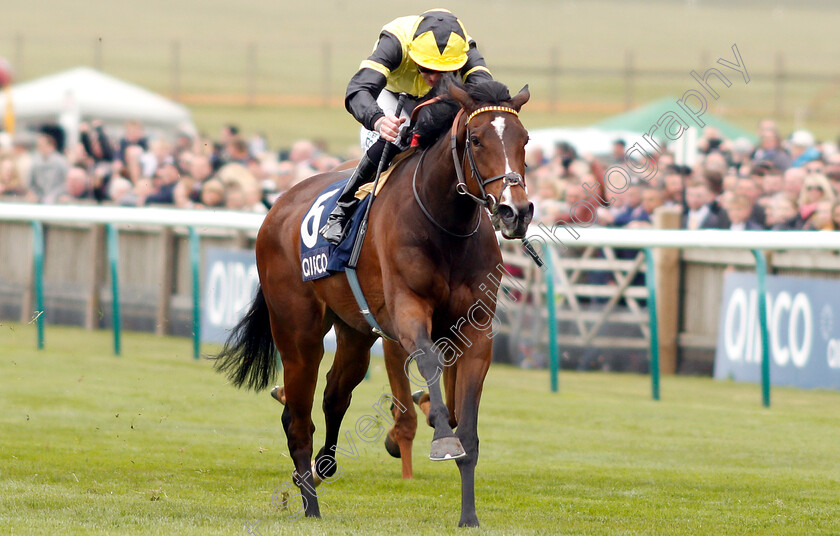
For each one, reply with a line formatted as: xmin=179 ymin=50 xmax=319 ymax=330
xmin=467 ymin=106 xmax=518 ymax=124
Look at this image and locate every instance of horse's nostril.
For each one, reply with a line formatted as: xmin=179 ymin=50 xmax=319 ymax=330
xmin=522 ymin=203 xmax=535 ymax=223
xmin=498 ymin=204 xmax=516 ymax=223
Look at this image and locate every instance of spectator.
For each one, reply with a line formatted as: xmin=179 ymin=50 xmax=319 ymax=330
xmin=123 ymin=144 xmax=145 ymax=184
xmin=662 ymin=166 xmax=685 ymax=208
xmin=683 ymin=180 xmax=720 ymax=229
xmin=735 ymin=176 xmax=766 ymax=227
xmin=753 ymin=124 xmax=791 ymax=171
xmin=225 ymin=138 xmax=250 ymax=166
xmin=831 ymin=200 xmax=840 ymax=231
xmin=798 ymin=173 xmax=835 ymax=222
xmin=242 ymin=181 xmax=268 ymax=213
xmin=118 ymin=177 xmax=155 ymax=207
xmin=724 ymin=193 xmax=763 ymax=230
xmin=26 ymin=125 xmax=68 ymax=204
xmin=789 ymin=130 xmax=820 ymax=168
xmin=760 ymin=168 xmax=784 ymax=200
xmin=613 ymin=183 xmax=647 ymax=227
xmin=803 ymin=159 xmax=825 ymax=176
xmin=627 ymin=187 xmax=664 ymax=229
xmin=144 ymin=159 xmax=180 ymax=205
xmin=108 ymin=177 xmax=134 ymax=206
xmin=0 ymin=154 xmax=27 ymax=197
xmin=224 ymin=182 xmax=246 ymax=211
xmin=825 ymin=153 xmax=840 ymax=188
xmin=176 ymin=150 xmax=194 ymax=177
xmin=730 ymin=137 xmax=755 ymax=170
xmin=118 ymin=120 xmax=148 ymax=162
xmin=782 ymin=167 xmax=806 ymax=203
xmin=603 ymin=138 xmax=626 ymax=166
xmin=56 ymin=166 xmax=95 ymax=203
xmin=141 ymin=138 xmax=173 ymax=178
xmin=172 ymin=177 xmax=197 ymax=209
xmin=767 ymin=195 xmax=801 ymax=231
xmin=190 ymin=153 xmax=213 ymax=182
xmin=174 ymin=132 xmax=193 ymax=155
xmin=802 ymin=200 xmax=834 ymax=231
xmin=249 ymin=132 xmax=268 ymax=157
xmin=79 ymin=121 xmax=114 ymax=165
xmin=200 ymin=178 xmax=225 ymax=208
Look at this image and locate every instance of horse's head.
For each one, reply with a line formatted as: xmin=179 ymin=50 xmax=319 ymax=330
xmin=449 ymin=82 xmax=534 ymax=239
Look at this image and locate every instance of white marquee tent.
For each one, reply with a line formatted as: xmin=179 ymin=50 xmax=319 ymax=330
xmin=0 ymin=67 xmax=196 ymax=147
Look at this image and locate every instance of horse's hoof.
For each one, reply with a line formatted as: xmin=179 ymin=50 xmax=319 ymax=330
xmin=429 ymin=436 xmax=466 ymax=461
xmin=311 ymin=460 xmax=322 ymax=487
xmin=384 ymin=431 xmax=401 ymax=459
xmin=270 ymin=385 xmax=286 ymax=405
xmin=411 ymin=390 xmax=425 ymax=405
xmin=458 ymin=517 xmax=480 ymax=528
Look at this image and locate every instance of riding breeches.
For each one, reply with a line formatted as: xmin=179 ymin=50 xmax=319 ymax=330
xmin=359 ymin=89 xmax=419 ymax=152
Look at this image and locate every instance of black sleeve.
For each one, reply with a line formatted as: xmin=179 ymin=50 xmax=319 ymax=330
xmin=345 ymin=31 xmax=403 ymax=131
xmin=460 ymin=40 xmax=493 ymax=86
xmin=95 ymin=125 xmax=115 ymax=161
xmin=80 ymin=131 xmax=94 ymax=158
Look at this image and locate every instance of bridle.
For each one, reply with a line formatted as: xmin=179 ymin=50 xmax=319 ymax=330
xmin=410 ymin=100 xmax=526 ymax=239
xmin=451 ymin=106 xmax=526 ymax=208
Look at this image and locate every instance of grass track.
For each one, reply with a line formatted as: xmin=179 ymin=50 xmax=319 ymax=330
xmin=1 ymin=322 xmax=840 ymax=535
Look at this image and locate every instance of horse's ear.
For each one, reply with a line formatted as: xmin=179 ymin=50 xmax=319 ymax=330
xmin=449 ymin=84 xmax=477 ymax=112
xmin=511 ymin=84 xmax=530 ymax=112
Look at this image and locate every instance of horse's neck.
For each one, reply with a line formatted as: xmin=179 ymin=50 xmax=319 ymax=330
xmin=416 ymin=120 xmax=479 ymax=235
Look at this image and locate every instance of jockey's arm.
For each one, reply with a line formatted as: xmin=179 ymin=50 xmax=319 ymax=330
xmin=459 ymin=40 xmax=493 ymax=85
xmin=345 ymin=31 xmax=403 ymax=132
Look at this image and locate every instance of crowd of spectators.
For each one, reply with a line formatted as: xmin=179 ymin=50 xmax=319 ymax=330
xmin=528 ymin=120 xmax=840 ymax=232
xmin=2 ymin=117 xmax=840 ymax=234
xmin=0 ymin=121 xmax=348 ymax=212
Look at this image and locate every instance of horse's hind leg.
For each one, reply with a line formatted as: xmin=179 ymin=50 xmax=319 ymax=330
xmin=314 ymin=320 xmax=375 ymax=483
xmin=268 ymin=302 xmax=325 ymax=518
xmin=382 ymin=339 xmax=418 ymax=479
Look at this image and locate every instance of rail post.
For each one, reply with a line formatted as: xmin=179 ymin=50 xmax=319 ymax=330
xmin=189 ymin=227 xmax=201 ymax=360
xmin=751 ymin=249 xmax=771 ymax=408
xmin=544 ymin=245 xmax=560 ymax=393
xmin=644 ymin=248 xmax=660 ymax=401
xmin=105 ymin=224 xmax=121 ymax=356
xmin=30 ymin=221 xmax=45 ymax=349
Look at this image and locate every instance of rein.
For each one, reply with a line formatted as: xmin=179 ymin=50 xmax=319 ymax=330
xmin=412 ymin=148 xmax=482 ymax=238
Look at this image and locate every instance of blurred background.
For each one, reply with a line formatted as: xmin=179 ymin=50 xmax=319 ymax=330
xmin=4 ymin=0 xmax=840 ymax=152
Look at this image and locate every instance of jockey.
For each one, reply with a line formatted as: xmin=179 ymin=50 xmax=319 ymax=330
xmin=319 ymin=8 xmax=493 ymax=245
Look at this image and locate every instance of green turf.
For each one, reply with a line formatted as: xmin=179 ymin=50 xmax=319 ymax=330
xmin=1 ymin=322 xmax=839 ymax=535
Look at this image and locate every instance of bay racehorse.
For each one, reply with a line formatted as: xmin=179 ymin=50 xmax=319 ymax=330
xmin=213 ymin=79 xmax=532 ymax=527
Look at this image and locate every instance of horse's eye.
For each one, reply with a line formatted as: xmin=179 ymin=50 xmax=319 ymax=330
xmin=470 ymin=135 xmax=480 ymax=146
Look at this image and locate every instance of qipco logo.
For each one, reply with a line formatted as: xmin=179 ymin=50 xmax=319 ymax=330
xmin=724 ymin=289 xmax=812 ymax=368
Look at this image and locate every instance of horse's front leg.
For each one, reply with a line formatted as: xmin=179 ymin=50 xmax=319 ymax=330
xmin=452 ymin=344 xmax=492 ymax=528
xmin=392 ymin=302 xmax=465 ymax=461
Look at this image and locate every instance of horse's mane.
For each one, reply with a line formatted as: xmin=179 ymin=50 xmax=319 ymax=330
xmin=413 ymin=77 xmax=512 ymax=149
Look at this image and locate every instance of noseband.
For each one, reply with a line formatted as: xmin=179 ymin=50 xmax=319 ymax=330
xmin=450 ymin=106 xmax=525 ymax=208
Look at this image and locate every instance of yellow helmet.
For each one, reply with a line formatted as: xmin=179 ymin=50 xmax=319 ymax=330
xmin=408 ymin=9 xmax=470 ymax=72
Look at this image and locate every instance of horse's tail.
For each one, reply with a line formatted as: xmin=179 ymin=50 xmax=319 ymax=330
xmin=211 ymin=286 xmax=277 ymax=391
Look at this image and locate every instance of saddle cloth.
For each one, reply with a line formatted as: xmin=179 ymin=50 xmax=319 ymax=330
xmin=298 ymin=148 xmax=415 ymax=282
xmin=299 ymin=174 xmax=372 ymax=282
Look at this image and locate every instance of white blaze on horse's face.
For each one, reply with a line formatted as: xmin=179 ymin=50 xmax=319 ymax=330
xmin=491 ymin=115 xmax=513 ymax=206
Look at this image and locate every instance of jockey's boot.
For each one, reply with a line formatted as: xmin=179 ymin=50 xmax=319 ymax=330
xmin=319 ymin=152 xmax=378 ymax=245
